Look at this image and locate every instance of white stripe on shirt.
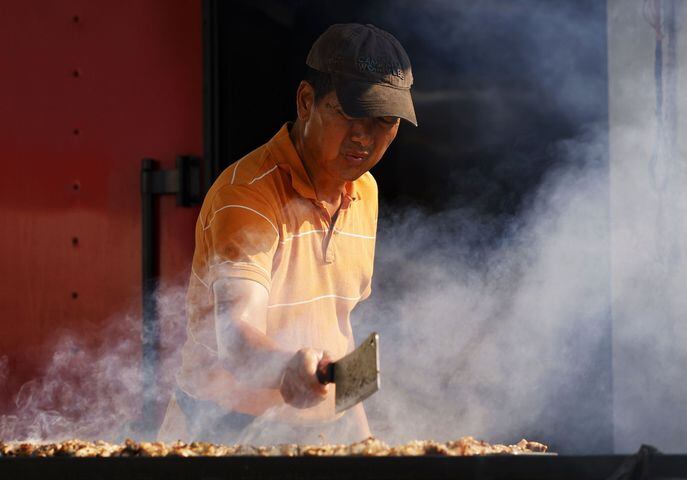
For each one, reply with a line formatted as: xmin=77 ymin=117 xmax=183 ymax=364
xmin=203 ymin=204 xmax=279 ymax=235
xmin=267 ymin=294 xmax=361 ymax=309
xmin=209 ymin=258 xmax=270 ymax=277
xmin=248 ymin=165 xmax=279 ymax=185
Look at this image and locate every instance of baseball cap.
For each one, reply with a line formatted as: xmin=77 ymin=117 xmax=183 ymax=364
xmin=306 ymin=23 xmax=418 ymax=127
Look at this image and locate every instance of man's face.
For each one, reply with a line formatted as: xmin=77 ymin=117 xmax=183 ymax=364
xmin=301 ymin=90 xmax=400 ymax=183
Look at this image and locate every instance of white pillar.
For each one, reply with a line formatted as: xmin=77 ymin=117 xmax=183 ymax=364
xmin=608 ymin=0 xmax=687 ymax=453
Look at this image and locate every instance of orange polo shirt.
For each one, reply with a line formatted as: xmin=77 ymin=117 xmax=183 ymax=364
xmin=176 ymin=123 xmax=377 ymax=424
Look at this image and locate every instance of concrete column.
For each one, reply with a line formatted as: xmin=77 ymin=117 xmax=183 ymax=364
xmin=608 ymin=0 xmax=687 ymax=452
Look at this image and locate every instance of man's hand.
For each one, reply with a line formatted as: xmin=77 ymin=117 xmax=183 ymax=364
xmin=280 ymin=348 xmax=332 ymax=409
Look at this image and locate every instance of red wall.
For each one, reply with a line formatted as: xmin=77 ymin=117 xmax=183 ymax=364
xmin=0 ymin=0 xmax=201 ymax=419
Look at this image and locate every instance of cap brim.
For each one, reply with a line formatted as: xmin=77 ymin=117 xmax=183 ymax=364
xmin=333 ymin=76 xmax=418 ymax=127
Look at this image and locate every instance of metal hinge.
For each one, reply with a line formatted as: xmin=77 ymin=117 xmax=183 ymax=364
xmin=141 ymin=155 xmax=203 ymax=206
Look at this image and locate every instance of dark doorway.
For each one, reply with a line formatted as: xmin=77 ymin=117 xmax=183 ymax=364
xmin=204 ymin=0 xmax=608 ymax=215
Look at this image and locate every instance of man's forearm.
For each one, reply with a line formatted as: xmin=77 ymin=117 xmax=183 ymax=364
xmin=217 ymin=315 xmax=292 ymax=389
xmin=213 ymin=278 xmax=292 ymax=389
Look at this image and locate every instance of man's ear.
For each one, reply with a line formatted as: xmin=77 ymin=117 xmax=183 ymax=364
xmin=296 ymin=81 xmax=315 ymax=121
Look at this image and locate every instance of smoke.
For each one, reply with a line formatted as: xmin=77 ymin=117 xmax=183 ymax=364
xmin=0 ymin=285 xmax=188 ymax=443
xmin=2 ymin=0 xmax=685 ymax=457
xmin=353 ymin=128 xmax=612 ymax=454
xmin=343 ymin=0 xmax=686 ymax=455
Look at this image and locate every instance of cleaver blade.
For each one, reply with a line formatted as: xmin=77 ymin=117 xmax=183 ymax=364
xmin=317 ymin=332 xmax=380 ymax=414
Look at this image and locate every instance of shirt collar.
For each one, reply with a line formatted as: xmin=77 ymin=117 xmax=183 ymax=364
xmin=343 ymin=181 xmax=358 ymax=208
xmin=268 ymin=123 xmax=361 ymax=205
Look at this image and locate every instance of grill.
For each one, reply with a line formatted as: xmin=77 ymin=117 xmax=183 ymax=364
xmin=2 ymin=451 xmax=687 ymax=480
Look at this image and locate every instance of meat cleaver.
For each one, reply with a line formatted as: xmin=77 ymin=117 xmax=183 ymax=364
xmin=316 ymin=332 xmax=380 ymax=413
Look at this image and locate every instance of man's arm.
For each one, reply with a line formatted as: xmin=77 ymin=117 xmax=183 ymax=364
xmin=213 ymin=277 xmax=329 ymax=408
xmin=213 ymin=277 xmax=288 ymax=388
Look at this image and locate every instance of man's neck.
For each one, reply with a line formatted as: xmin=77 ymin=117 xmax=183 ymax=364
xmin=289 ymin=120 xmax=346 ymax=207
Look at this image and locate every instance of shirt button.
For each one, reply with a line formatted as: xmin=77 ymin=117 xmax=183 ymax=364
xmin=326 ymin=253 xmax=335 ymax=263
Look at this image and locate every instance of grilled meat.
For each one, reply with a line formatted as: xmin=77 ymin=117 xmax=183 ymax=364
xmin=0 ymin=436 xmax=547 ymax=457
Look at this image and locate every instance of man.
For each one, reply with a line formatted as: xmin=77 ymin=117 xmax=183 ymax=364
xmin=159 ymin=23 xmax=417 ymax=444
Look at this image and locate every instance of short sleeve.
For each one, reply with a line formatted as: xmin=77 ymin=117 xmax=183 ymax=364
xmin=202 ymin=186 xmax=279 ymax=291
xmin=360 ymin=282 xmax=372 ymax=301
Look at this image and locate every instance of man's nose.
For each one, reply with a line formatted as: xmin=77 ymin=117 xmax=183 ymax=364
xmin=349 ymin=118 xmax=374 ymax=148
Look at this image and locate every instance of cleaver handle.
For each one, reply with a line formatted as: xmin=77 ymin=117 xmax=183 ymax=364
xmin=316 ymin=360 xmax=335 ymax=385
